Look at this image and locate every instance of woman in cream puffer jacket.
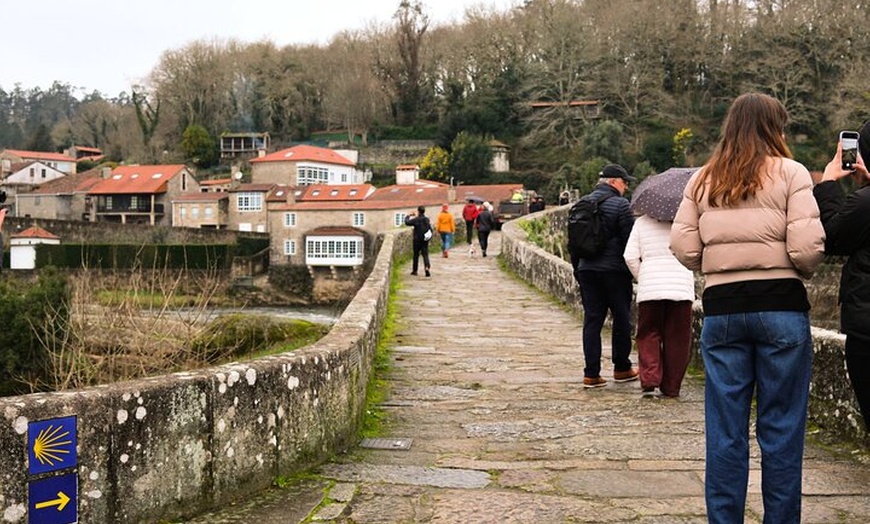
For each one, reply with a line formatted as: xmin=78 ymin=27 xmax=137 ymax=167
xmin=624 ymin=214 xmax=695 ymax=398
xmin=669 ymin=92 xmax=825 ymax=524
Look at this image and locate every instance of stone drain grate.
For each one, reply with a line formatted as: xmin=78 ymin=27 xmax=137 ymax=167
xmin=359 ymin=438 xmax=413 ymax=450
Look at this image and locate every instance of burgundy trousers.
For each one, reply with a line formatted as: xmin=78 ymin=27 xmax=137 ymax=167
xmin=636 ymin=300 xmax=693 ymax=397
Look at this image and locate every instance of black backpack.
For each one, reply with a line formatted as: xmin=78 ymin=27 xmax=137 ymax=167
xmin=567 ymin=193 xmax=614 ymax=260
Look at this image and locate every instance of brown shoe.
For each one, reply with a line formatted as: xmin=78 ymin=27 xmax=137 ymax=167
xmin=613 ymin=368 xmax=639 ymax=383
xmin=583 ymin=376 xmax=607 ymax=388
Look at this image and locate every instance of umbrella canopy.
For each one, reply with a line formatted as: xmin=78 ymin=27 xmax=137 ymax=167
xmin=629 ymin=167 xmax=699 ymax=221
xmin=466 ymin=196 xmax=484 ymax=203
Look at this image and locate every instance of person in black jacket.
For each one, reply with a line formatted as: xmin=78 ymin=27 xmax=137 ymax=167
xmin=475 ymin=202 xmax=498 ymax=257
xmin=405 ymin=205 xmax=432 ymax=277
xmin=812 ymin=120 xmax=870 ymax=430
xmin=574 ymin=164 xmax=638 ymax=388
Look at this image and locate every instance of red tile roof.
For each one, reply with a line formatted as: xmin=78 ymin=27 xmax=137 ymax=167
xmin=229 ymin=183 xmax=276 ymax=193
xmin=268 ymin=183 xmax=522 ymax=212
xmin=4 ymin=149 xmax=75 ymax=162
xmin=200 ymin=178 xmax=232 ymax=186
xmin=307 ymin=226 xmax=365 ymax=236
xmin=32 ymin=168 xmax=103 ymax=194
xmin=12 ymin=226 xmax=59 ymax=240
xmin=88 ymin=165 xmax=187 ymax=195
xmin=249 ymin=145 xmax=355 ymax=166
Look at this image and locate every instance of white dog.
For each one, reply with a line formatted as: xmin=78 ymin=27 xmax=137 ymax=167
xmin=469 ymin=244 xmax=476 ymax=258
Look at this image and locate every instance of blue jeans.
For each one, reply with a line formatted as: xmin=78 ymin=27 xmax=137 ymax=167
xmin=440 ymin=232 xmax=453 ymax=251
xmin=701 ymin=311 xmax=812 ymax=524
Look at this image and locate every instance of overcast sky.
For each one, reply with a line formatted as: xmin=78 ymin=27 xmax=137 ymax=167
xmin=1 ymin=0 xmax=513 ymax=97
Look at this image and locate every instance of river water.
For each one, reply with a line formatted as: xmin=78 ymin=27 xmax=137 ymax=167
xmin=163 ymin=306 xmax=341 ymax=326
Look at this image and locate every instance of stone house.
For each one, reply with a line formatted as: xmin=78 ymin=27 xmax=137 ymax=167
xmin=86 ymin=164 xmax=199 ymax=225
xmin=15 ymin=168 xmax=103 ymax=220
xmin=171 ymin=192 xmax=230 ymax=229
xmin=249 ymin=144 xmax=362 ymax=186
xmin=227 ymin=183 xmax=277 ymax=233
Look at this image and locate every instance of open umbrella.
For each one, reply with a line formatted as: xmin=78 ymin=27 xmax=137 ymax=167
xmin=629 ymin=167 xmax=699 ymax=221
xmin=466 ymin=196 xmax=484 ymax=204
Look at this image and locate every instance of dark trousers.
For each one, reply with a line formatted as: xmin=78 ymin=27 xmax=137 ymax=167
xmin=577 ymin=270 xmax=633 ymax=378
xmin=845 ymin=335 xmax=870 ymax=430
xmin=637 ymin=300 xmax=693 ymax=396
xmin=478 ymin=230 xmax=491 ymax=255
xmin=465 ymin=220 xmax=475 ymax=244
xmin=411 ymin=239 xmax=430 ymax=274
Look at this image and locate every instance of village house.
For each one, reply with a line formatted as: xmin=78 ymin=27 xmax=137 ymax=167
xmin=0 ymin=161 xmax=68 ymax=211
xmin=15 ymin=168 xmax=103 ymax=220
xmin=227 ymin=183 xmax=277 ymax=233
xmin=249 ymin=144 xmax=362 ymax=186
xmin=86 ymin=164 xmax=199 ymax=225
xmin=171 ymin=192 xmax=229 ymax=229
xmin=0 ymin=149 xmax=77 ymax=176
xmin=220 ymin=132 xmax=270 ymax=159
xmin=263 ymin=166 xmax=521 ymax=269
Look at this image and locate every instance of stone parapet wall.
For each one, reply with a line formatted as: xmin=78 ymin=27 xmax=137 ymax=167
xmin=501 ymin=208 xmax=868 ymax=445
xmin=0 ymin=230 xmax=410 ymax=523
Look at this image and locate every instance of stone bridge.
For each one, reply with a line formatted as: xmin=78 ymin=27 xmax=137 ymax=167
xmin=1 ymin=209 xmax=868 ymax=523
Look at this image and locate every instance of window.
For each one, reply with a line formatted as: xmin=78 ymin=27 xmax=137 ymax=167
xmin=283 ymin=239 xmax=296 ymax=255
xmin=237 ymin=192 xmax=262 ymax=212
xmin=283 ymin=212 xmax=297 ymax=227
xmin=341 ymin=173 xmax=348 ymax=183
xmin=180 ymin=208 xmax=187 ymax=218
xmin=394 ymin=213 xmax=407 ymax=227
xmin=297 ymin=165 xmax=329 ymax=185
xmin=305 ymin=237 xmax=364 ymax=266
xmin=191 ymin=206 xmax=200 ymax=218
xmin=353 ymin=212 xmax=365 ymax=227
xmin=204 ymin=207 xmax=213 ymax=218
xmin=182 ymin=172 xmax=187 ymax=191
xmin=29 ymin=168 xmax=34 ymax=178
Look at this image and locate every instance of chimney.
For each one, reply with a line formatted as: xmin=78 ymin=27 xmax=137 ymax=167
xmin=285 ymin=186 xmax=295 ymax=205
xmin=101 ymin=167 xmax=112 ymax=179
xmin=257 ymin=148 xmax=266 ymax=158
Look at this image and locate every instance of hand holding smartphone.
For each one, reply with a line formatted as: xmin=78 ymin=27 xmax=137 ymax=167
xmin=840 ymin=130 xmax=860 ymax=170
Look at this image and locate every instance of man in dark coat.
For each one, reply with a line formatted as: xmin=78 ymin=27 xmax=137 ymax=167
xmin=812 ymin=120 xmax=870 ymax=429
xmin=405 ymin=205 xmax=432 ymax=277
xmin=574 ymin=164 xmax=638 ymax=388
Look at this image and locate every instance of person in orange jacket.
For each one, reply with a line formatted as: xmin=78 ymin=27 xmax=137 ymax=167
xmin=435 ymin=204 xmax=456 ymax=258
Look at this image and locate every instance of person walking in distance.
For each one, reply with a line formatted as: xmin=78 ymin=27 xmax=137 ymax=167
xmin=670 ymin=92 xmax=825 ymax=524
xmin=462 ymin=199 xmax=479 ymax=245
xmin=475 ymin=201 xmax=497 ymax=257
xmin=435 ymin=204 xmax=455 ymax=258
xmin=812 ymin=119 xmax=870 ymax=432
xmin=404 ymin=205 xmax=432 ymax=277
xmin=623 ymin=213 xmax=695 ymax=398
xmin=573 ymin=164 xmax=638 ymax=388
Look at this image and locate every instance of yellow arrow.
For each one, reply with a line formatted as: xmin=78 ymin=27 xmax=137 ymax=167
xmin=34 ymin=491 xmax=70 ymax=511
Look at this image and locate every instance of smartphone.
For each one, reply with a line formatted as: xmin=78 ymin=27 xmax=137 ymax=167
xmin=840 ymin=131 xmax=860 ymax=170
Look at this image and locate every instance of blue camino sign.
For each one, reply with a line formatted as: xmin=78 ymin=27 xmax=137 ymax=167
xmin=28 ymin=416 xmax=77 ymax=475
xmin=28 ymin=473 xmax=77 ymax=524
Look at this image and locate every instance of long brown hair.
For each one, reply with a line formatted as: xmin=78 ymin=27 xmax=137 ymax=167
xmin=693 ymin=92 xmax=792 ymax=207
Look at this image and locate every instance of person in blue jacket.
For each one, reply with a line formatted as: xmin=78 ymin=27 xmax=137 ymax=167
xmin=573 ymin=164 xmax=638 ymax=388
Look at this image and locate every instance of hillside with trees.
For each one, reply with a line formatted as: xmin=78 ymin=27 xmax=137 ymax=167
xmin=2 ymin=0 xmax=869 ymax=200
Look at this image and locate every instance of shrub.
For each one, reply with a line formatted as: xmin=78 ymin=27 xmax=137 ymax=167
xmin=0 ymin=270 xmax=70 ymax=396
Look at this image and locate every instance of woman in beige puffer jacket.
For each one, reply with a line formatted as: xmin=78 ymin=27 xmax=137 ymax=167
xmin=669 ymin=92 xmax=825 ymax=524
